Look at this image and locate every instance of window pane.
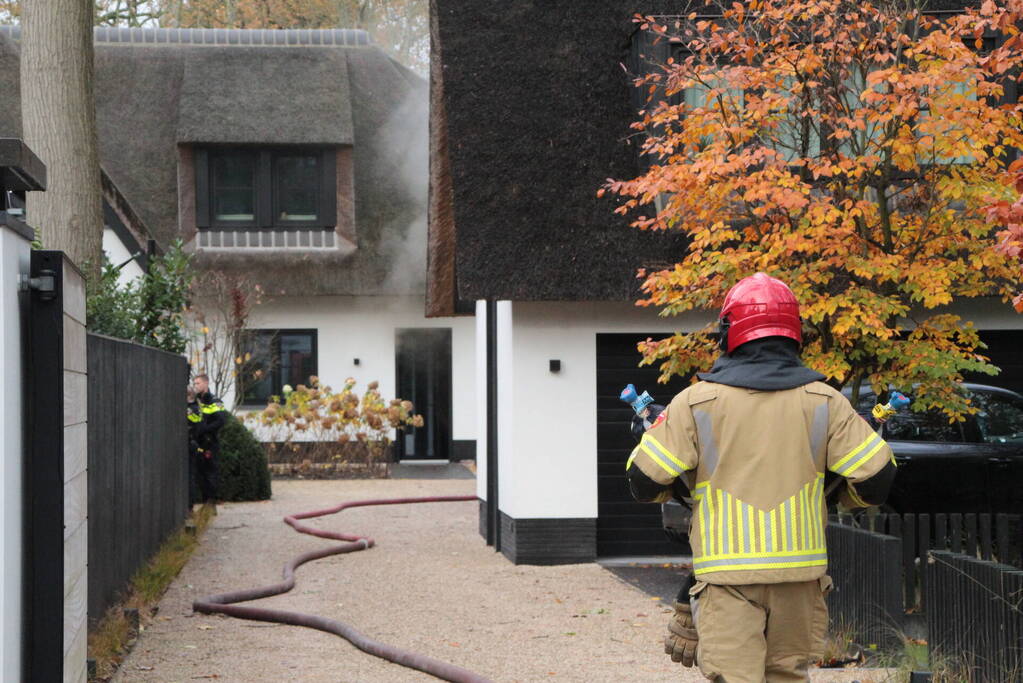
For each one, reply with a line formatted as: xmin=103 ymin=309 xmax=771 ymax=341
xmin=276 ymin=155 xmax=319 ymax=222
xmin=214 ymin=188 xmax=257 ymax=222
xmin=212 ymin=153 xmax=256 ymax=222
xmin=240 ymin=332 xmax=274 ymax=404
xmin=279 ymin=333 xmax=315 ymax=389
xmin=972 ymin=392 xmax=1023 ymax=444
xmin=885 ymin=409 xmax=963 ymax=443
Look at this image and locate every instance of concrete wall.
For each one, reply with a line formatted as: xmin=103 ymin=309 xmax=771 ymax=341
xmin=494 ymin=300 xmax=709 ymax=521
xmin=0 ymin=225 xmax=30 ymax=681
xmin=62 ymin=259 xmax=88 ymax=683
xmin=245 ymin=294 xmax=477 ymax=443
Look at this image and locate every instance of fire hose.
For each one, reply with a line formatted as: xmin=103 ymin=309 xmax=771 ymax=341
xmin=192 ymin=495 xmax=493 ymax=683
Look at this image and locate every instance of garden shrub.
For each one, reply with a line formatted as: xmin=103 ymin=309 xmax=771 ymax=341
xmin=217 ymin=414 xmax=272 ymax=501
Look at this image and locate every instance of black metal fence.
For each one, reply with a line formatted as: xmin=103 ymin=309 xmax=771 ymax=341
xmin=926 ymin=550 xmax=1023 ymax=682
xmin=835 ymin=513 xmax=1023 ymax=612
xmin=87 ymin=334 xmax=189 ymax=622
xmin=825 ymin=522 xmax=904 ymax=649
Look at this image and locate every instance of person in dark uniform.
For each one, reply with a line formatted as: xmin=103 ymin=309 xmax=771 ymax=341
xmin=191 ymin=374 xmax=226 ymax=503
xmin=187 ymin=387 xmax=203 ymax=506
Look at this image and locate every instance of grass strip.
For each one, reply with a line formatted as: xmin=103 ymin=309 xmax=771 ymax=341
xmin=88 ymin=503 xmax=216 ymax=682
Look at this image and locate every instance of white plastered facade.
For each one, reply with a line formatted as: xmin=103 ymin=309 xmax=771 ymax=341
xmin=477 ymin=300 xmax=712 ymax=519
xmin=241 ymin=295 xmax=477 ymax=445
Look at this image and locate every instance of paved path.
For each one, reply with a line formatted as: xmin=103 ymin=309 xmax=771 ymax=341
xmin=113 ymin=480 xmax=892 ymax=682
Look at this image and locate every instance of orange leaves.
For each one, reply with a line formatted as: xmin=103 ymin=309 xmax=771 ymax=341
xmin=608 ymin=0 xmax=1023 ymax=408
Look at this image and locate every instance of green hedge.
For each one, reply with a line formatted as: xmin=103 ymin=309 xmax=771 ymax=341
xmin=218 ymin=414 xmax=272 ymax=501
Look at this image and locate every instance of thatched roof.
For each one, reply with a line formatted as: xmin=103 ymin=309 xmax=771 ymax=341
xmin=176 ymin=47 xmax=354 ymax=145
xmin=0 ymin=26 xmax=427 ymax=297
xmin=428 ymin=0 xmax=693 ymax=314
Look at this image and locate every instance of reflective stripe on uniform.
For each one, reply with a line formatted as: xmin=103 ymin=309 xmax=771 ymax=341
xmin=625 ymin=447 xmax=639 ymax=471
xmin=200 ymin=403 xmax=224 ymax=414
xmin=831 ymin=433 xmax=885 ymax=476
xmin=638 ymin=432 xmax=688 ymax=477
xmin=694 ymin=551 xmax=828 ymax=571
xmin=691 ymin=476 xmax=828 ymax=576
xmin=187 ymin=413 xmax=202 ymax=423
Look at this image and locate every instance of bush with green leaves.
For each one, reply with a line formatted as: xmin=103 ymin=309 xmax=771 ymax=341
xmin=217 ymin=413 xmax=272 ymax=502
xmin=85 ymin=239 xmax=194 ymax=354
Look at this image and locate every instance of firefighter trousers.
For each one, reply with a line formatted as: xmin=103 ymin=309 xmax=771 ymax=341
xmin=690 ymin=577 xmax=832 ymax=683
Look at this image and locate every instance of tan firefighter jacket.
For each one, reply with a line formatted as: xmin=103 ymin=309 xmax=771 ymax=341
xmin=627 ymin=381 xmax=894 ymax=585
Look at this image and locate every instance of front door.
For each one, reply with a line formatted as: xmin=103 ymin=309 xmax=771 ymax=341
xmin=395 ymin=328 xmax=452 ymax=460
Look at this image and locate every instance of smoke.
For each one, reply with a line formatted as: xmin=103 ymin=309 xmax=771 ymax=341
xmin=377 ymin=81 xmax=429 ymax=294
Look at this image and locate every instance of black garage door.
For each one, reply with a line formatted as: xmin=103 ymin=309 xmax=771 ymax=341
xmin=596 ymin=333 xmax=691 ymax=557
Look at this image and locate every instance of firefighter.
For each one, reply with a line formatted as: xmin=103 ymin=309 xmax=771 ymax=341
xmin=626 ymin=273 xmax=896 ymax=682
xmin=191 ymin=374 xmax=226 ymax=503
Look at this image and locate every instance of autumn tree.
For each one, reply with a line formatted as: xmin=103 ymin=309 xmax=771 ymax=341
xmin=1 ymin=1 xmax=163 ymax=26
xmin=987 ymin=157 xmax=1023 ymax=310
xmin=185 ymin=271 xmax=264 ymax=407
xmin=22 ymin=0 xmax=105 ymax=276
xmin=606 ymin=0 xmax=1023 ymax=416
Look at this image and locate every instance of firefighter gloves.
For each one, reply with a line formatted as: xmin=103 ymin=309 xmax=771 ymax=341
xmin=664 ymin=600 xmax=698 ymax=667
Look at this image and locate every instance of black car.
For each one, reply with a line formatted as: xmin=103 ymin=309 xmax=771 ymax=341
xmin=845 ymin=383 xmax=1023 ymax=514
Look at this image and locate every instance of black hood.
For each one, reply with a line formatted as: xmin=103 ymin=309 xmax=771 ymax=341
xmin=697 ymin=337 xmax=826 ymax=391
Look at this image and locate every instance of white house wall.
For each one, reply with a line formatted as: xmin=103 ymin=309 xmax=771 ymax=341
xmin=0 ymin=226 xmax=29 ymax=681
xmin=475 ymin=299 xmax=488 ymax=500
xmin=101 ymin=227 xmax=144 ymax=286
xmin=244 ymin=295 xmax=477 ymax=445
xmin=497 ymin=300 xmax=710 ymax=521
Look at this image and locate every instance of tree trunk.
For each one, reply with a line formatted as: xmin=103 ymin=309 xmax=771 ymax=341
xmin=21 ymin=0 xmax=104 ymax=279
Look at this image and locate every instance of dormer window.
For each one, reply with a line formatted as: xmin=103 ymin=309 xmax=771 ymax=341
xmin=196 ymin=146 xmax=337 ymax=238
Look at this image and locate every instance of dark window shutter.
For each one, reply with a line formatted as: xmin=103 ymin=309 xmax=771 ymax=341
xmin=320 ymin=149 xmax=337 ymax=227
xmin=195 ymin=148 xmax=210 ymax=228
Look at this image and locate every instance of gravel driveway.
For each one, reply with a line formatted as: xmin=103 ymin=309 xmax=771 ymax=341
xmin=112 ymin=479 xmax=892 ymax=682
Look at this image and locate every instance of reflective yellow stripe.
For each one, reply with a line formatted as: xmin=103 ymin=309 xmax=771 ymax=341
xmin=831 ymin=433 xmax=881 ymax=474
xmin=625 ymin=448 xmax=639 ymax=471
xmin=758 ymin=510 xmax=767 ymax=553
xmin=770 ymin=509 xmax=778 ymax=553
xmin=694 ymin=557 xmax=828 ymax=572
xmin=840 ymin=440 xmax=886 ymax=477
xmin=695 ymin=548 xmax=828 ymax=560
xmin=691 ymin=482 xmax=834 ymax=573
xmin=801 ymin=487 xmax=810 ymax=550
xmin=200 ymin=403 xmax=224 ymax=414
xmin=716 ymin=488 xmax=725 ymax=557
xmin=641 ymin=433 xmax=689 ymax=472
xmin=639 ymin=443 xmax=680 ymax=477
xmin=705 ymin=484 xmax=715 ymax=556
xmin=187 ymin=413 xmax=202 ymax=423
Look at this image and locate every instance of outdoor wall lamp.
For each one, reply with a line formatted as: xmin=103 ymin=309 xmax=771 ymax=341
xmin=549 ymin=359 xmax=561 ymax=373
xmin=354 ymin=358 xmax=360 ymax=365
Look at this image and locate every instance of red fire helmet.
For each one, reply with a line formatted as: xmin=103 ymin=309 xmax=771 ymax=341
xmin=719 ymin=273 xmax=802 ymax=353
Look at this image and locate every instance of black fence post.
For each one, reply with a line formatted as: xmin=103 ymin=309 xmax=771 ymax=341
xmin=918 ymin=514 xmax=930 ymax=612
xmin=980 ymin=514 xmax=993 ymax=562
xmin=950 ymin=513 xmax=962 ymax=554
xmin=25 ymin=251 xmax=67 ymax=682
xmin=965 ymin=513 xmax=978 ymax=558
xmin=903 ymin=513 xmax=917 ymax=610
